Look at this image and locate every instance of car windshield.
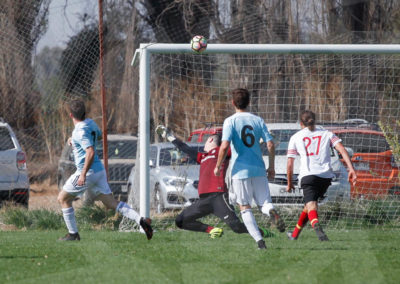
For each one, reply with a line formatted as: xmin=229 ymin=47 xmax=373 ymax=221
xmin=97 ymin=140 xmax=137 ymax=159
xmin=335 ymin=132 xmax=390 ymax=153
xmin=0 ymin=127 xmax=14 ymax=151
xmin=262 ymin=129 xmax=298 ymax=155
xmin=159 ymin=146 xmax=200 ymax=166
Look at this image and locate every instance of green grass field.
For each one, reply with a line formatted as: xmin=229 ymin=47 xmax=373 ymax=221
xmin=1 ymin=229 xmax=399 ymax=284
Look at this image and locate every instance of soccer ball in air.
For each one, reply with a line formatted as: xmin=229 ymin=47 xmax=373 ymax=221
xmin=191 ymin=35 xmax=207 ymax=53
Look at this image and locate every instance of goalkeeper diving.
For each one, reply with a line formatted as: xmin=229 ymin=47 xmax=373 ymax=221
xmin=156 ymin=125 xmax=273 ymax=239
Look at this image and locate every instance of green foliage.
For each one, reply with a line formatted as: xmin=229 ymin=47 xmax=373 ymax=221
xmin=379 ymin=120 xmax=400 ymax=166
xmin=76 ymin=205 xmax=122 ymax=231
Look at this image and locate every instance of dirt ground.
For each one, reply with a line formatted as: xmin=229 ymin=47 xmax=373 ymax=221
xmin=29 ymin=181 xmax=60 ymax=211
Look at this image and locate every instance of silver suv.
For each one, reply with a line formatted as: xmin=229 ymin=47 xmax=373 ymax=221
xmin=57 ymin=134 xmax=137 ymax=203
xmin=0 ymin=118 xmax=29 ymax=207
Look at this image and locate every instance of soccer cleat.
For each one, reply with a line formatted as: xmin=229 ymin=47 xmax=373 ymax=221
xmin=209 ymin=227 xmax=223 ymax=239
xmin=286 ymin=231 xmax=297 ymax=241
xmin=58 ymin=232 xmax=80 ymax=241
xmin=140 ymin=217 xmax=153 ymax=240
xmin=257 ymin=240 xmax=267 ymax=250
xmin=269 ymin=208 xmax=286 ymax=232
xmin=314 ymin=223 xmax=329 ymax=241
xmin=155 ymin=125 xmax=176 ymax=142
xmin=259 ymin=226 xmax=275 ymax=238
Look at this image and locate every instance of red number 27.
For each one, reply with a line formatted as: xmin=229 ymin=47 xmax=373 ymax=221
xmin=303 ymin=136 xmax=322 ymax=156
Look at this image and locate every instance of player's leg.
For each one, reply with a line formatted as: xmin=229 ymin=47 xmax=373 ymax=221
xmin=57 ymin=171 xmax=86 ymax=241
xmin=233 ymin=178 xmax=265 ymax=249
xmin=287 ymin=205 xmax=308 ymax=240
xmin=94 ymin=170 xmax=153 ymax=240
xmin=175 ymin=197 xmax=217 ymax=236
xmin=253 ymin=176 xmax=286 ymax=232
xmin=302 ymin=176 xmax=330 ymax=241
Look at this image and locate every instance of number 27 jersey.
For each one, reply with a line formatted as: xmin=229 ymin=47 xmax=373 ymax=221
xmin=287 ymin=126 xmax=341 ymax=179
xmin=222 ymin=112 xmax=273 ymax=179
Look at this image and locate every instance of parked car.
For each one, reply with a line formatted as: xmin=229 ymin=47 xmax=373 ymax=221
xmin=126 ymin=142 xmax=203 ymax=213
xmin=263 ymin=123 xmax=351 ymax=205
xmin=329 ymin=128 xmax=400 ymax=199
xmin=188 ymin=125 xmax=222 ymax=143
xmin=57 ymin=134 xmax=137 ymax=202
xmin=0 ymin=118 xmax=29 ymax=207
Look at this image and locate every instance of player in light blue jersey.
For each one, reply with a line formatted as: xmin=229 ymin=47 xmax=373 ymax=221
xmin=57 ymin=99 xmax=153 ymax=241
xmin=214 ymin=88 xmax=285 ymax=250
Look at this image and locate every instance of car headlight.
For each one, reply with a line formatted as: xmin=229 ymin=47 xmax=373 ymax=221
xmin=163 ymin=177 xmax=189 ymax=187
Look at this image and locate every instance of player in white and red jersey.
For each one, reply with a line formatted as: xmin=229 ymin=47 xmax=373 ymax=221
xmin=156 ymin=125 xmax=272 ymax=239
xmin=286 ymin=110 xmax=357 ymax=241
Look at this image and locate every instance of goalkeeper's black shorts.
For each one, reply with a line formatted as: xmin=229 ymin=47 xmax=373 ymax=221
xmin=301 ymin=175 xmax=331 ymax=203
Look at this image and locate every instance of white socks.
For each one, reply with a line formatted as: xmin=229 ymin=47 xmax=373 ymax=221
xmin=62 ymin=207 xmax=78 ymax=234
xmin=116 ymin=202 xmax=141 ymax=224
xmin=241 ymin=209 xmax=262 ymax=242
xmin=260 ymin=202 xmax=274 ymax=217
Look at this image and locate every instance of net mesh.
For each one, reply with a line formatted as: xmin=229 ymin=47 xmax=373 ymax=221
xmin=121 ymin=51 xmax=400 ymax=232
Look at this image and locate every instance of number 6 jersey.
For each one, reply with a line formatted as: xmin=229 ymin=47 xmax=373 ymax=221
xmin=287 ymin=126 xmax=341 ymax=181
xmin=222 ymin=112 xmax=273 ymax=179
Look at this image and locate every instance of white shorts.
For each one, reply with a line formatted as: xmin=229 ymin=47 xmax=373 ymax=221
xmin=63 ymin=169 xmax=111 ymax=197
xmin=232 ymin=176 xmax=272 ymax=207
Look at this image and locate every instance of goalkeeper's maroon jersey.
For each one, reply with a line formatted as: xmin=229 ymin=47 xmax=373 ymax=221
xmin=196 ymin=147 xmax=230 ymax=196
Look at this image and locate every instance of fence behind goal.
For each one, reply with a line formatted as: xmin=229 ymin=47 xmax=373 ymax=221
xmin=120 ymin=44 xmax=400 ymax=232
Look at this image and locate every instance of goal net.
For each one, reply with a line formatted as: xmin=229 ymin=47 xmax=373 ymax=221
xmin=120 ymin=44 xmax=400 ymax=232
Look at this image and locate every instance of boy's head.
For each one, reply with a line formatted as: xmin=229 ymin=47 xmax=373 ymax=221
xmin=232 ymin=88 xmax=250 ymax=110
xmin=204 ymin=133 xmax=222 ymax=152
xmin=68 ymin=99 xmax=86 ymax=121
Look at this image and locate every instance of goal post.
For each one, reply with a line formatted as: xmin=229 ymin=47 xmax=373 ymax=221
xmin=132 ymin=43 xmax=400 ymax=229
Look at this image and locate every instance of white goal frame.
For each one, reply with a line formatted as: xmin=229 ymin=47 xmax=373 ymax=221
xmin=135 ymin=43 xmax=400 ymax=218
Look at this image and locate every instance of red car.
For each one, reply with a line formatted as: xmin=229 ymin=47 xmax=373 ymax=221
xmin=188 ymin=126 xmax=222 ymax=143
xmin=331 ymin=129 xmax=400 ymax=199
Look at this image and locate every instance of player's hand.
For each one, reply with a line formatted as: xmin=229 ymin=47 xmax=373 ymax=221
xmin=77 ymin=174 xmax=86 ymax=186
xmin=214 ymin=166 xmax=221 ymax=176
xmin=286 ymin=183 xmax=295 ymax=193
xmin=348 ymin=169 xmax=357 ymax=186
xmin=267 ymin=168 xmax=275 ymax=180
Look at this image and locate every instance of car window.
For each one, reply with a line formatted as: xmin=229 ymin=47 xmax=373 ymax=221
xmin=335 ymin=132 xmax=390 ymax=153
xmin=265 ymin=129 xmax=298 ymax=155
xmin=0 ymin=127 xmax=15 ymax=150
xmin=97 ymin=140 xmax=137 ymax=159
xmin=159 ymin=146 xmax=199 ymax=166
xmin=150 ymin=146 xmax=157 ymax=165
xmin=190 ymin=134 xmax=200 ymax=142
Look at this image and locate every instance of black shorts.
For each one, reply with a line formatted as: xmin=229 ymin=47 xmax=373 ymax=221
xmin=301 ymin=175 xmax=331 ymax=204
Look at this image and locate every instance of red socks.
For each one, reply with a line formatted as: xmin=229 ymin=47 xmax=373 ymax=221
xmin=308 ymin=210 xmax=319 ymax=228
xmin=292 ymin=211 xmax=308 ymax=239
xmin=205 ymin=226 xmax=214 ymax=233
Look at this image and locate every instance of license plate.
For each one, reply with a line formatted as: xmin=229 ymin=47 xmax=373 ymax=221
xmin=354 ymin=162 xmax=369 ymax=171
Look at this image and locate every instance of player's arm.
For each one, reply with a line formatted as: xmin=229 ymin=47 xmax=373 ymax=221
xmin=214 ymin=141 xmax=230 ymax=176
xmin=172 ymin=139 xmax=198 ymax=161
xmin=266 ymin=140 xmax=275 ymax=180
xmin=334 ymin=142 xmax=357 ymax=186
xmin=286 ymin=157 xmax=295 ymax=192
xmin=77 ymin=146 xmax=95 ymax=186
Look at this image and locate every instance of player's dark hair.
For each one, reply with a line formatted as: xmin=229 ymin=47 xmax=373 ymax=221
xmin=232 ymin=88 xmax=250 ymax=110
xmin=300 ymin=110 xmax=316 ymax=131
xmin=69 ymin=99 xmax=86 ymax=121
xmin=210 ymin=133 xmax=222 ymax=146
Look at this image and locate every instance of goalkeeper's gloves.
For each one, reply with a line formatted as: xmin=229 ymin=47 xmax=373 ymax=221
xmin=155 ymin=125 xmax=176 ymax=142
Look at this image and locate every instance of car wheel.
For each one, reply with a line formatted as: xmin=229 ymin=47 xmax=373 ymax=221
xmin=153 ymin=185 xmax=164 ymax=214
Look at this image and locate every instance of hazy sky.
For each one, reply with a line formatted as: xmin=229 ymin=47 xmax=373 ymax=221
xmin=36 ymin=0 xmax=98 ymax=52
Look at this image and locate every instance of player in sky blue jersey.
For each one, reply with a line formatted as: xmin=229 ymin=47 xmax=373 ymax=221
xmin=57 ymin=100 xmax=153 ymax=241
xmin=214 ymin=88 xmax=285 ymax=250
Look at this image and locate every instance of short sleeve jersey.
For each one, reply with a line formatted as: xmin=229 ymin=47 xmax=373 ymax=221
xmin=287 ymin=126 xmax=341 ymax=181
xmin=222 ymin=112 xmax=273 ymax=179
xmin=71 ymin=118 xmax=104 ymax=173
